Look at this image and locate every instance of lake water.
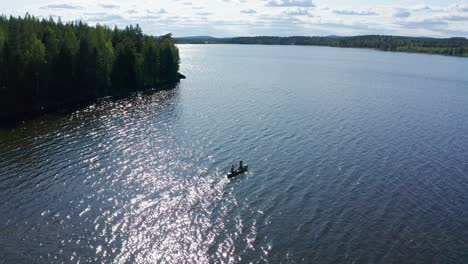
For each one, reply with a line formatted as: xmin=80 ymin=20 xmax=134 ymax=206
xmin=1 ymin=44 xmax=468 ymax=263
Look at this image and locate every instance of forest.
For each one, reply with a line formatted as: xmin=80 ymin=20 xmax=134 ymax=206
xmin=0 ymin=14 xmax=182 ymax=121
xmin=176 ymin=35 xmax=468 ymax=57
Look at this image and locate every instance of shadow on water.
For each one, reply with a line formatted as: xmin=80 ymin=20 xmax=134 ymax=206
xmin=0 ymin=83 xmax=181 ymax=129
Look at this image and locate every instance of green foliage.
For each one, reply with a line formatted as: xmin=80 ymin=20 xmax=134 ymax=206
xmin=0 ymin=14 xmax=181 ymax=117
xmin=0 ymin=26 xmax=4 ymax=51
xmin=63 ymin=28 xmax=78 ymax=56
xmin=26 ymin=36 xmax=45 ymax=67
xmin=142 ymin=40 xmax=160 ymax=86
xmin=0 ymin=25 xmax=4 ymax=65
xmin=42 ymin=26 xmax=59 ymax=62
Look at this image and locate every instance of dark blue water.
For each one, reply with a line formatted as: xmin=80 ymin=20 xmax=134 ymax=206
xmin=1 ymin=44 xmax=468 ymax=263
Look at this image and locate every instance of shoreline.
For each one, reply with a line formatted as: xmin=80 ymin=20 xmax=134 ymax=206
xmin=176 ymin=43 xmax=468 ymax=58
xmin=0 ymin=77 xmax=185 ymax=127
xmin=175 ymin=35 xmax=468 ymax=58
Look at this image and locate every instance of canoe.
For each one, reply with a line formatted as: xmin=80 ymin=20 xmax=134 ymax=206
xmin=227 ymin=165 xmax=249 ymax=179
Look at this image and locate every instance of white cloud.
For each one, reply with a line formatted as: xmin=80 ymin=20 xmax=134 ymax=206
xmin=266 ymin=0 xmax=315 ymax=8
xmin=399 ymin=19 xmax=447 ymax=29
xmin=241 ymin=9 xmax=257 ymax=14
xmin=333 ymin=9 xmax=377 ymax=16
xmin=100 ymin=4 xmax=119 ymax=9
xmin=4 ymin=0 xmax=468 ymax=37
xmin=283 ymin=8 xmax=313 ymax=17
xmin=147 ymin=8 xmax=168 ymax=14
xmin=40 ymin=4 xmax=83 ymax=10
xmin=196 ymin=11 xmax=213 ymax=16
xmin=394 ymin=9 xmax=410 ymax=18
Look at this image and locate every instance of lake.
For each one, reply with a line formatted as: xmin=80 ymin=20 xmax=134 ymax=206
xmin=1 ymin=44 xmax=468 ymax=263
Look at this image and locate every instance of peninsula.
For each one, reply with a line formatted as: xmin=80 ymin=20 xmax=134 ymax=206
xmin=0 ymin=15 xmax=183 ymax=122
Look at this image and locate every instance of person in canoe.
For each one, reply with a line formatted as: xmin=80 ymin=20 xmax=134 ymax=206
xmin=227 ymin=161 xmax=248 ymax=178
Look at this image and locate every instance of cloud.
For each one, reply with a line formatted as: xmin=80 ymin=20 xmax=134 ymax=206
xmin=138 ymin=15 xmax=160 ymax=20
xmin=409 ymin=5 xmax=444 ymax=12
xmin=398 ymin=14 xmax=468 ymax=32
xmin=84 ymin=12 xmax=106 ymax=16
xmin=241 ymin=9 xmax=257 ymax=14
xmin=196 ymin=11 xmax=213 ymax=16
xmin=87 ymin=14 xmax=126 ymax=24
xmin=393 ymin=9 xmax=410 ymax=18
xmin=100 ymin=4 xmax=119 ymax=9
xmin=40 ymin=4 xmax=82 ymax=10
xmin=333 ymin=9 xmax=377 ymax=16
xmin=453 ymin=5 xmax=468 ymax=12
xmin=266 ymin=0 xmax=315 ymax=8
xmin=399 ymin=19 xmax=447 ymax=29
xmin=283 ymin=8 xmax=313 ymax=17
xmin=258 ymin=14 xmax=303 ymax=25
xmin=319 ymin=22 xmax=371 ymax=31
xmin=440 ymin=15 xmax=468 ymax=21
xmin=410 ymin=5 xmax=432 ymax=11
xmin=147 ymin=8 xmax=167 ymax=14
xmin=15 ymin=0 xmax=468 ymax=38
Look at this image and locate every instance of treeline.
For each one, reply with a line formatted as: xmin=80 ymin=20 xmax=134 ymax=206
xmin=0 ymin=14 xmax=182 ymax=120
xmin=176 ymin=35 xmax=468 ymax=57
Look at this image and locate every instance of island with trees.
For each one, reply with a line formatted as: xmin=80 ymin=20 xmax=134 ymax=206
xmin=0 ymin=14 xmax=183 ymax=122
xmin=176 ymin=35 xmax=468 ymax=57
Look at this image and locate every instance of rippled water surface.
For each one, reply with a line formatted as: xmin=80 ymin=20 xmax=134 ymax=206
xmin=2 ymin=45 xmax=468 ymax=263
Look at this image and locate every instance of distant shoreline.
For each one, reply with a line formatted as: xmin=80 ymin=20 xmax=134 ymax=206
xmin=175 ymin=35 xmax=468 ymax=58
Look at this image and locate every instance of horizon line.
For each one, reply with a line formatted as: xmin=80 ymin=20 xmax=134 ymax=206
xmin=174 ymin=34 xmax=468 ymax=39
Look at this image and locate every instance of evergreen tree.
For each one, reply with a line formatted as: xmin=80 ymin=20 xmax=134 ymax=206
xmin=0 ymin=14 xmax=182 ymax=119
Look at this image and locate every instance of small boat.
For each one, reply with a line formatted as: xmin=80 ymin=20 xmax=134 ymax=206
xmin=227 ymin=165 xmax=249 ymax=179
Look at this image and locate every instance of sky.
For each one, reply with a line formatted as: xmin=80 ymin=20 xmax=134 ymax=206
xmin=2 ymin=0 xmax=468 ymax=38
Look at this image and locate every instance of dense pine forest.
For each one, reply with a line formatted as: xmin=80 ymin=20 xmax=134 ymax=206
xmin=0 ymin=14 xmax=182 ymax=121
xmin=176 ymin=35 xmax=468 ymax=57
